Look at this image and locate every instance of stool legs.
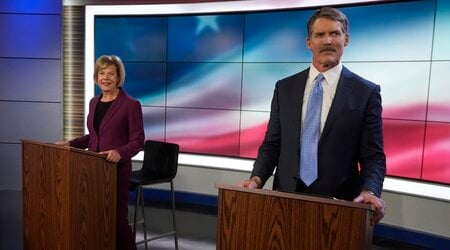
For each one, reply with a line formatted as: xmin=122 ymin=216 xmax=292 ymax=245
xmin=133 ymin=186 xmax=149 ymax=250
xmin=170 ymin=181 xmax=179 ymax=250
xmin=132 ymin=184 xmax=178 ymax=250
xmin=132 ymin=187 xmax=139 ymax=239
xmin=140 ymin=186 xmax=149 ymax=250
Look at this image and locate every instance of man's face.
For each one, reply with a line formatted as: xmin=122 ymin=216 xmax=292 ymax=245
xmin=306 ymin=17 xmax=349 ymax=71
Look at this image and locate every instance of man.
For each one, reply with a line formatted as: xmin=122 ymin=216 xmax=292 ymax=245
xmin=238 ymin=7 xmax=386 ymax=223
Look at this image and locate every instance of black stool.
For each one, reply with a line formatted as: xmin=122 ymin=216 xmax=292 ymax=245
xmin=130 ymin=140 xmax=179 ymax=250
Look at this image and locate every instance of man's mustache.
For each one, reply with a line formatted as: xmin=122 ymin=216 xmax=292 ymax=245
xmin=320 ymin=46 xmax=337 ymax=52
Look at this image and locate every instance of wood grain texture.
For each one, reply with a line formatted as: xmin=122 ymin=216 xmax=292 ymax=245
xmin=22 ymin=140 xmax=116 ymax=250
xmin=216 ymin=185 xmax=373 ymax=250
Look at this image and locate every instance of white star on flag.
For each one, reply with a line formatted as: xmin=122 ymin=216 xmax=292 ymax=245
xmin=196 ymin=16 xmax=220 ymax=34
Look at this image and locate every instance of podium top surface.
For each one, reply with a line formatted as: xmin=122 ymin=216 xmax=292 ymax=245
xmin=21 ymin=139 xmax=108 ymax=160
xmin=216 ymin=184 xmax=374 ymax=211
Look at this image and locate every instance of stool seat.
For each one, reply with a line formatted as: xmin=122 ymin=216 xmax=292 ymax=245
xmin=130 ymin=170 xmax=173 ymax=191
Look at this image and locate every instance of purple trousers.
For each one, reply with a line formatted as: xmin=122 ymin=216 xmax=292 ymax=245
xmin=116 ymin=162 xmax=136 ymax=250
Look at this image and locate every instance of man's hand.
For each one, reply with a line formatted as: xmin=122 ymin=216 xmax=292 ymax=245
xmin=99 ymin=149 xmax=121 ymax=163
xmin=236 ymin=176 xmax=262 ymax=189
xmin=353 ymin=190 xmax=386 ymax=224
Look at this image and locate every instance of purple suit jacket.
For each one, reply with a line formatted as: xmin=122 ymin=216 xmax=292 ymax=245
xmin=70 ymin=89 xmax=144 ymax=166
xmin=70 ymin=89 xmax=144 ymax=249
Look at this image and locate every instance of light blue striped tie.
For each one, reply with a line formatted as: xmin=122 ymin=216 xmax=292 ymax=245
xmin=300 ymin=74 xmax=324 ymax=186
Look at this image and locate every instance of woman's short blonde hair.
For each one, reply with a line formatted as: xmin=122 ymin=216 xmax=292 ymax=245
xmin=93 ymin=55 xmax=126 ymax=87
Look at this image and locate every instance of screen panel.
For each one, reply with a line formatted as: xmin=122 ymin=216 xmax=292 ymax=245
xmin=142 ymin=106 xmax=166 ymax=141
xmin=239 ymin=111 xmax=270 ymax=158
xmin=166 ymin=108 xmax=240 ymax=156
xmin=422 ymin=122 xmax=450 ymax=183
xmin=346 ymin=62 xmax=430 ymax=121
xmin=383 ymin=119 xmax=425 ymax=180
xmin=242 ymin=63 xmax=309 ymax=111
xmin=428 ymin=61 xmax=450 ymax=123
xmin=432 ymin=0 xmax=450 ymax=60
xmin=95 ymin=16 xmax=167 ymax=61
xmin=243 ymin=10 xmax=312 ymax=62
xmin=123 ymin=62 xmax=166 ymax=106
xmin=89 ymin=0 xmax=450 ymax=185
xmin=168 ymin=15 xmax=244 ymax=62
xmin=167 ymin=62 xmax=242 ymax=109
xmin=342 ymin=0 xmax=435 ymax=61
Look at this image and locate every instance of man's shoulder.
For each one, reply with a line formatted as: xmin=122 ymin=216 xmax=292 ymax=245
xmin=342 ymin=66 xmax=378 ymax=89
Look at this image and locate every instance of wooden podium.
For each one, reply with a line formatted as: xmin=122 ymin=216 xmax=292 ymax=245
xmin=216 ymin=184 xmax=374 ymax=250
xmin=22 ymin=139 xmax=117 ymax=250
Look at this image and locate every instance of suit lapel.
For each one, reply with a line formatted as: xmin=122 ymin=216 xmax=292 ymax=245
xmin=99 ymin=90 xmax=126 ymax=134
xmin=294 ymin=69 xmax=309 ymax=140
xmin=319 ymin=67 xmax=355 ymax=145
xmin=87 ymin=97 xmax=100 ymax=136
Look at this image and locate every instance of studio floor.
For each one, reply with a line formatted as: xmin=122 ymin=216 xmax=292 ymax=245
xmin=0 ymin=190 xmax=430 ymax=250
xmin=131 ymin=199 xmax=428 ymax=250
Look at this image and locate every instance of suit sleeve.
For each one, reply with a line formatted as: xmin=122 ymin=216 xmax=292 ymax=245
xmin=359 ymin=85 xmax=386 ymax=197
xmin=116 ymin=100 xmax=145 ymax=162
xmin=251 ymin=82 xmax=282 ymax=187
xmin=69 ymin=134 xmax=90 ymax=149
xmin=69 ymin=98 xmax=94 ymax=149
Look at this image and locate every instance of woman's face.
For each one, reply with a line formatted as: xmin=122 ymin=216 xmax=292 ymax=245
xmin=97 ymin=64 xmax=119 ymax=93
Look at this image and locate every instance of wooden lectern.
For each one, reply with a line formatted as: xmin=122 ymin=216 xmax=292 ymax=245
xmin=22 ymin=139 xmax=117 ymax=250
xmin=216 ymin=184 xmax=374 ymax=250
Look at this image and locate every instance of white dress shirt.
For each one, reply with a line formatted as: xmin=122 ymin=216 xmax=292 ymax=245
xmin=301 ymin=63 xmax=342 ymax=134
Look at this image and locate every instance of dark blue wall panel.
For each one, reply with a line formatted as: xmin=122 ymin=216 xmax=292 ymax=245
xmin=0 ymin=144 xmax=21 ymax=190
xmin=0 ymin=102 xmax=62 ymax=143
xmin=0 ymin=58 xmax=61 ymax=101
xmin=0 ymin=0 xmax=62 ymax=198
xmin=0 ymin=0 xmax=61 ymax=14
xmin=0 ymin=14 xmax=61 ymax=58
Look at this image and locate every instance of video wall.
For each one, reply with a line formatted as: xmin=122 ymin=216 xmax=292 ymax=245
xmin=91 ymin=0 xmax=450 ymax=185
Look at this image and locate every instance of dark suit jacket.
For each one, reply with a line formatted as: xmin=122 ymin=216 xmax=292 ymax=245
xmin=69 ymin=89 xmax=145 ymax=166
xmin=251 ymin=66 xmax=386 ymax=200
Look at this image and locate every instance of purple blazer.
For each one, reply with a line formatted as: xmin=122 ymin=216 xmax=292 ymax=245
xmin=70 ymin=89 xmax=145 ymax=166
xmin=70 ymin=89 xmax=144 ymax=249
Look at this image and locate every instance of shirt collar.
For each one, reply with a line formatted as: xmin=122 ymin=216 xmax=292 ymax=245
xmin=309 ymin=63 xmax=343 ymax=86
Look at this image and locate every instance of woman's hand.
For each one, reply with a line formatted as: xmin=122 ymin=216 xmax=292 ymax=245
xmin=237 ymin=176 xmax=262 ymax=189
xmin=99 ymin=149 xmax=121 ymax=163
xmin=55 ymin=141 xmax=69 ymax=146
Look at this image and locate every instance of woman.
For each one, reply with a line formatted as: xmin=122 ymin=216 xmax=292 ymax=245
xmin=58 ymin=55 xmax=144 ymax=250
